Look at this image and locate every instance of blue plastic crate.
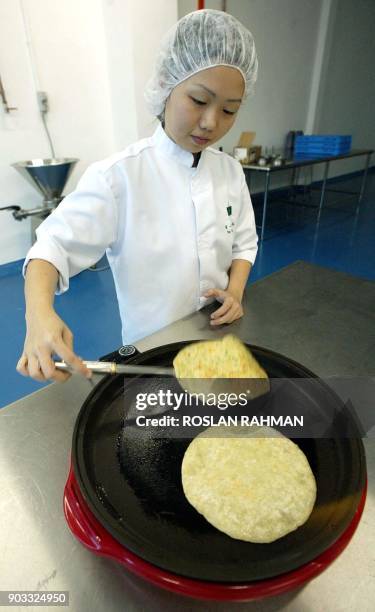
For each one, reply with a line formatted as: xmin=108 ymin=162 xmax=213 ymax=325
xmin=294 ymin=145 xmax=351 ymax=154
xmin=294 ymin=134 xmax=352 ymax=157
xmin=294 ymin=147 xmax=351 ymax=158
xmin=295 ymin=135 xmax=351 ymax=144
xmin=294 ymin=152 xmax=343 ymax=160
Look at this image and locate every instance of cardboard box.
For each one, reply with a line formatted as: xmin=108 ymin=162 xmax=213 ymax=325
xmin=238 ymin=132 xmax=256 ymax=148
xmin=234 ymin=132 xmax=262 ymax=164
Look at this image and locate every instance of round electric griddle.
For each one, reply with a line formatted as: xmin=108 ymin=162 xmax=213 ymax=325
xmin=65 ymin=342 xmax=366 ymax=598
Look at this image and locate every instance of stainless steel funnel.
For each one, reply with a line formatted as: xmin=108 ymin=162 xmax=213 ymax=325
xmin=12 ymin=158 xmax=78 ymax=204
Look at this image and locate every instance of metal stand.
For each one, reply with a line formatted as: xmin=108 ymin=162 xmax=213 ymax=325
xmin=260 ymin=173 xmax=270 ymax=242
xmin=318 ymin=162 xmax=330 ymax=212
xmin=247 ymin=149 xmax=373 ymax=241
xmin=357 ymin=152 xmax=371 ymax=213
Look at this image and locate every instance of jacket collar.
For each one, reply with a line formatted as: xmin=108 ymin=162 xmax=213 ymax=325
xmin=152 ymin=123 xmax=200 ymax=168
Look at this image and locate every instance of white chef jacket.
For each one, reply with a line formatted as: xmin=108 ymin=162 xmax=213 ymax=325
xmin=23 ymin=123 xmax=258 ymax=345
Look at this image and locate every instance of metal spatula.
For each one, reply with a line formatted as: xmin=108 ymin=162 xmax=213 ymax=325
xmin=54 ymin=359 xmax=270 ymax=401
xmin=54 ymin=360 xmax=174 ymax=376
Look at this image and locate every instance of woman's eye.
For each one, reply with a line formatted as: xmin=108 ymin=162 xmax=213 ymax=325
xmin=191 ymin=97 xmax=206 ymax=106
xmin=190 ymin=97 xmax=237 ymax=115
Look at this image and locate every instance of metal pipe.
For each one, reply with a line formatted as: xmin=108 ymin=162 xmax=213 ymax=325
xmin=0 ymin=205 xmax=20 ymax=213
xmin=357 ymin=152 xmax=372 ymax=209
xmin=12 ymin=206 xmax=55 ymax=221
xmin=318 ymin=161 xmax=330 ymax=211
xmin=19 ymin=0 xmax=56 ymax=158
xmin=260 ymin=172 xmax=271 ymax=241
xmin=0 ymin=74 xmax=17 ymax=113
xmin=41 ymin=108 xmax=56 ymax=159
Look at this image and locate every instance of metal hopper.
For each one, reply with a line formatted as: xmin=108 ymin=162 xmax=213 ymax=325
xmin=10 ymin=158 xmax=78 ymax=219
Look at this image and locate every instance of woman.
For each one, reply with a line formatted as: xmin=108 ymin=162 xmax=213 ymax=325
xmin=17 ymin=9 xmax=258 ymax=383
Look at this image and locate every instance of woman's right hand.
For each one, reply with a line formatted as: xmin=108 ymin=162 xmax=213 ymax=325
xmin=16 ymin=308 xmax=92 ymax=383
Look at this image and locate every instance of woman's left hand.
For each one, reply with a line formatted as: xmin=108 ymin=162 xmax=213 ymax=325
xmin=203 ymin=288 xmax=243 ymax=326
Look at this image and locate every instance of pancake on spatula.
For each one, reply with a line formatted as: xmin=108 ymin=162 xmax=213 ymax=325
xmin=173 ymin=334 xmax=270 ymax=401
xmin=181 ymin=425 xmax=317 ymax=543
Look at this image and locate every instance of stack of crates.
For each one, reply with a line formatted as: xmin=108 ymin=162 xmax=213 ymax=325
xmin=294 ymin=135 xmax=352 ymax=159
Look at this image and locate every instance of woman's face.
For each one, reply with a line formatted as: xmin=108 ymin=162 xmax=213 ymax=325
xmin=164 ymin=66 xmax=245 ymax=152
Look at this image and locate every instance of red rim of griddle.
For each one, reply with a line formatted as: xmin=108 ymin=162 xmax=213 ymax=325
xmin=64 ymin=460 xmax=367 ymax=602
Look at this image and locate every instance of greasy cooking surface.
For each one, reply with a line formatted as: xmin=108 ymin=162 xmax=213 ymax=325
xmin=72 ymin=342 xmax=366 ymax=582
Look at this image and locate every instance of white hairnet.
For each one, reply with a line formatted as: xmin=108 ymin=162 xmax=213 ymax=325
xmin=144 ymin=9 xmax=258 ymax=118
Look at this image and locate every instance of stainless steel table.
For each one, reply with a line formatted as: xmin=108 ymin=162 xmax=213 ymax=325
xmin=1 ymin=262 xmax=374 ymax=612
xmin=243 ymin=149 xmax=373 ymax=241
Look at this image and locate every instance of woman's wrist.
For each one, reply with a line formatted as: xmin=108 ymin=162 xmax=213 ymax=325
xmin=227 ymin=259 xmax=252 ymax=303
xmin=25 ymin=259 xmax=58 ymax=322
xmin=25 ymin=305 xmax=55 ymax=325
xmin=226 ymin=284 xmax=244 ymax=303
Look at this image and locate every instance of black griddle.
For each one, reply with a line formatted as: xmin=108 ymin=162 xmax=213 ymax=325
xmin=72 ymin=342 xmax=366 ymax=583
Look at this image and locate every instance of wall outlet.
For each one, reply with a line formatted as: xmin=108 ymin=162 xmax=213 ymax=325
xmin=37 ymin=91 xmax=49 ymax=113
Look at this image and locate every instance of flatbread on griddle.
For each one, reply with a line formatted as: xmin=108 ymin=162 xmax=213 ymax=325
xmin=173 ymin=335 xmax=268 ymax=379
xmin=181 ymin=425 xmax=317 ymax=543
xmin=173 ymin=334 xmax=270 ymax=401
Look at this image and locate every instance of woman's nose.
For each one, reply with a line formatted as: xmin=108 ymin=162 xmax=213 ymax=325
xmin=199 ymin=106 xmax=219 ymax=131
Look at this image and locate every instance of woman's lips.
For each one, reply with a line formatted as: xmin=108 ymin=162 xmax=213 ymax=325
xmin=191 ymin=135 xmax=210 ymax=145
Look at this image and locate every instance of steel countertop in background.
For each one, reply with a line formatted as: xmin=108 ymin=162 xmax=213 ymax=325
xmin=0 ymin=261 xmax=374 ymax=612
xmin=242 ymin=149 xmax=373 ymax=242
xmin=242 ymin=149 xmax=373 ymax=172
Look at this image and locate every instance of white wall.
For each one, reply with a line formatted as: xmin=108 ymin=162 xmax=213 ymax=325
xmin=0 ymin=0 xmax=177 ymax=265
xmin=101 ymin=0 xmax=177 ymax=149
xmin=314 ymin=0 xmax=375 ymax=178
xmin=0 ymin=0 xmax=114 ymax=264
